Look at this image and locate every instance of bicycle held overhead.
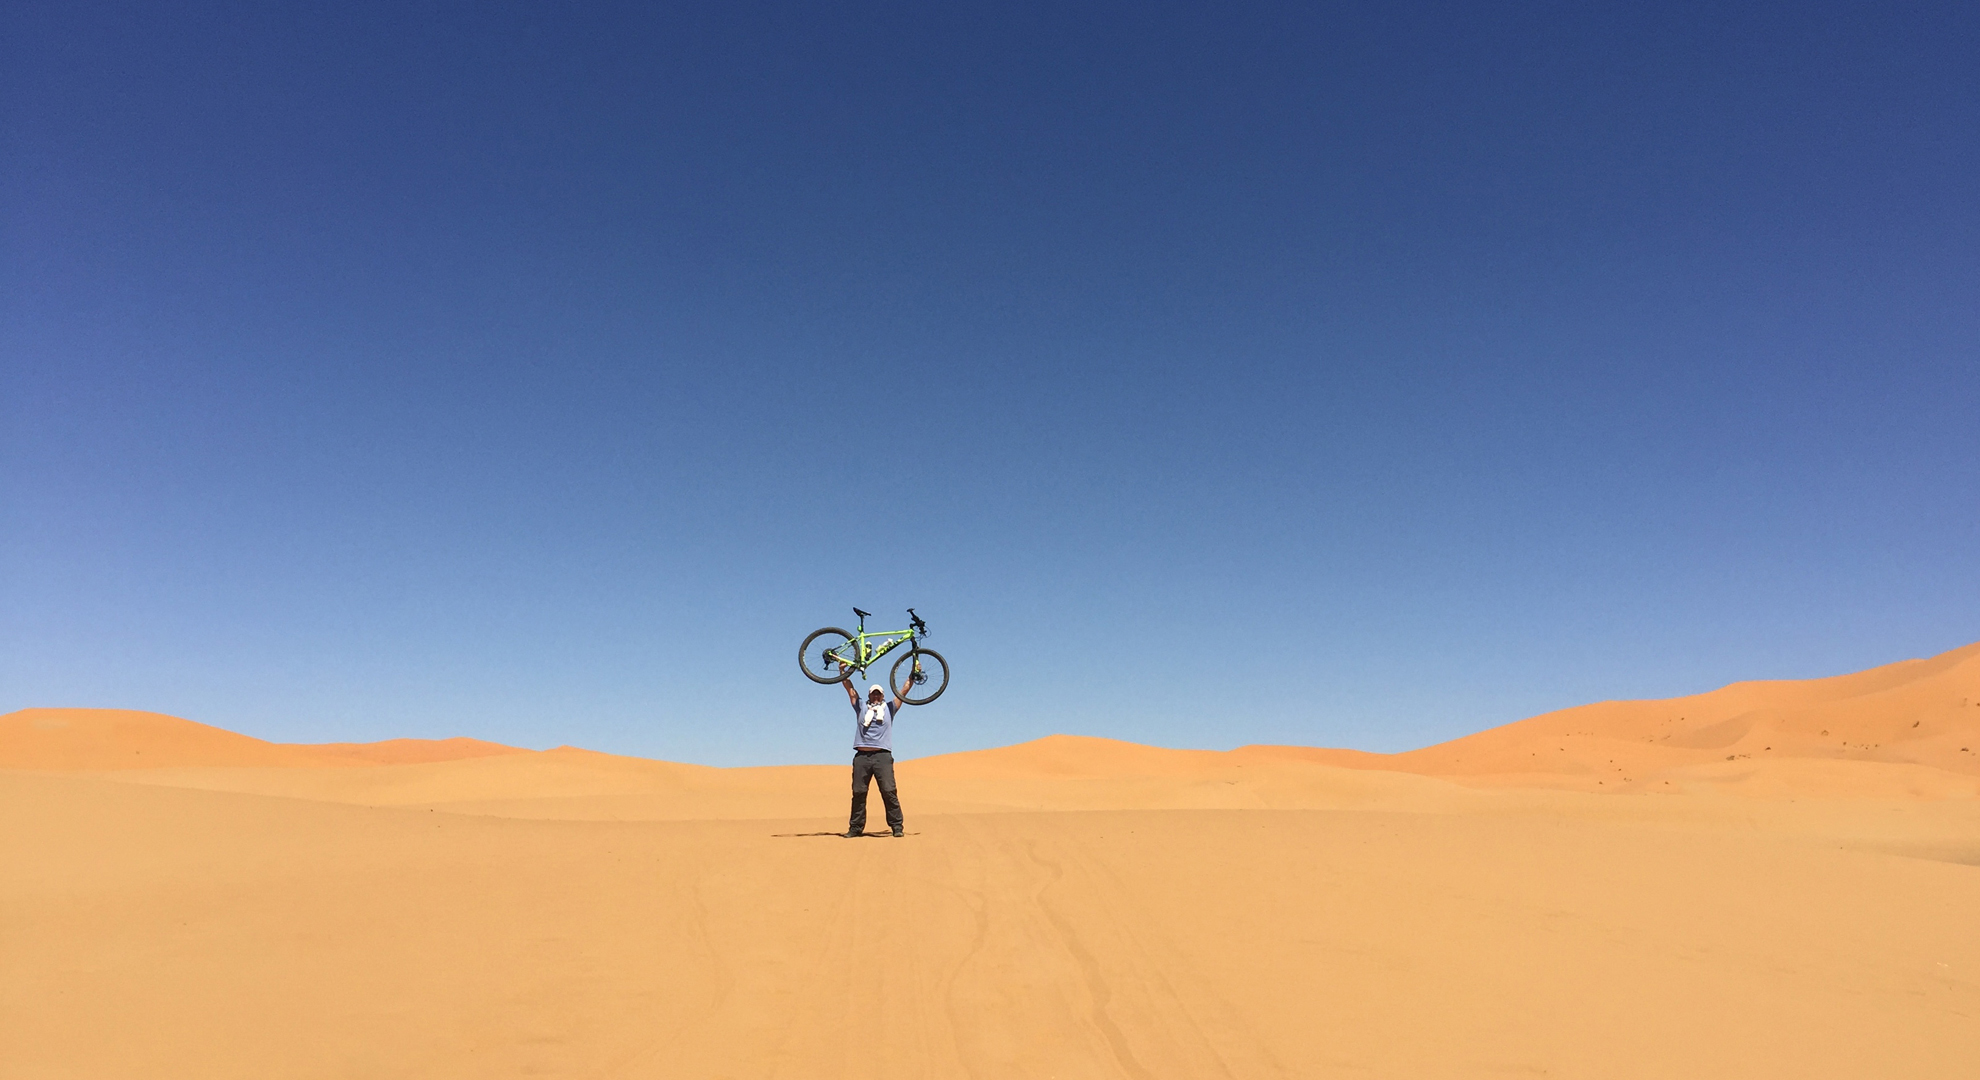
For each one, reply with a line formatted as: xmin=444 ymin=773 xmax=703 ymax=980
xmin=800 ymin=608 xmax=950 ymax=705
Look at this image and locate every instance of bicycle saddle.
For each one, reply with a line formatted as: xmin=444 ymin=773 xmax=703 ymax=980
xmin=853 ymin=607 xmax=872 ymax=620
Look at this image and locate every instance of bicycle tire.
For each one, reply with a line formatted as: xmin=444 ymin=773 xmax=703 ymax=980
xmin=890 ymin=647 xmax=949 ymax=705
xmin=800 ymin=627 xmax=855 ymax=684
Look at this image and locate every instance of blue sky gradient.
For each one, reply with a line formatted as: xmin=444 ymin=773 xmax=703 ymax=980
xmin=5 ymin=2 xmax=1977 ymax=764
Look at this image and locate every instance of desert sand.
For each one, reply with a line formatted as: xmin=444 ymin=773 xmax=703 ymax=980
xmin=4 ymin=644 xmax=1978 ymax=1078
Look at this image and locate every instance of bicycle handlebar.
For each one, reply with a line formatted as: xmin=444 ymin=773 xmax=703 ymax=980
xmin=907 ymin=607 xmax=928 ymax=634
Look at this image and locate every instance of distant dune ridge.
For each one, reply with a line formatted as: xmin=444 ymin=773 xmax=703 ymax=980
xmin=0 ymin=707 xmax=528 ymax=771
xmin=5 ymin=644 xmax=1978 ymax=1079
xmin=1243 ymin=639 xmax=1980 ymax=791
xmin=6 ymin=640 xmax=1977 ymax=794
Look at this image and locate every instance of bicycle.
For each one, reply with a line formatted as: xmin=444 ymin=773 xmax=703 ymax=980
xmin=800 ymin=607 xmax=950 ymax=705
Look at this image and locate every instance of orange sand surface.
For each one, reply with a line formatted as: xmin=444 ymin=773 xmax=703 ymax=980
xmin=4 ymin=644 xmax=1979 ymax=1078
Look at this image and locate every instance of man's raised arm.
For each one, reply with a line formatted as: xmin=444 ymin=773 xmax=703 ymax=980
xmin=840 ymin=663 xmax=861 ymax=709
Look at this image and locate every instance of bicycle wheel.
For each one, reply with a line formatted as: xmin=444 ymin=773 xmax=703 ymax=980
xmin=800 ymin=627 xmax=856 ymax=683
xmin=890 ymin=647 xmax=949 ymax=705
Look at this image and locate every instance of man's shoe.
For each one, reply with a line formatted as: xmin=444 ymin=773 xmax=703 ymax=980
xmin=844 ymin=829 xmax=861 ymax=838
xmin=891 ymin=828 xmax=904 ymax=837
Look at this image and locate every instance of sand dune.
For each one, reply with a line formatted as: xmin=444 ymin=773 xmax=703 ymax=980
xmin=1 ymin=707 xmax=325 ymax=770
xmin=4 ymin=644 xmax=1978 ymax=1077
xmin=1244 ymin=640 xmax=1980 ymax=792
xmin=11 ymin=641 xmax=1976 ymax=791
xmin=0 ymin=707 xmax=529 ymax=770
xmin=302 ymin=736 xmax=529 ymax=765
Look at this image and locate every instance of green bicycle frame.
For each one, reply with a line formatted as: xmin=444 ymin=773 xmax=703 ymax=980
xmin=828 ymin=613 xmax=922 ymax=677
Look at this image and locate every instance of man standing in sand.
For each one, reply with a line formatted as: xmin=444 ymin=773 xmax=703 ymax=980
xmin=839 ymin=665 xmax=906 ymax=837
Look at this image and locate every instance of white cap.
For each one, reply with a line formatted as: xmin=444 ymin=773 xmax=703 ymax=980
xmin=868 ymin=684 xmax=887 ymax=699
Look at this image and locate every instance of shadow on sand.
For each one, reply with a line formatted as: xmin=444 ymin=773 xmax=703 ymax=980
xmin=771 ymin=831 xmax=917 ymax=838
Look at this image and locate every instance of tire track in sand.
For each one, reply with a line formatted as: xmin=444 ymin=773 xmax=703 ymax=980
xmin=1024 ymin=837 xmax=1156 ymax=1080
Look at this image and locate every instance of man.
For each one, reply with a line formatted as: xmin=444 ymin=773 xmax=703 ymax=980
xmin=840 ymin=664 xmax=906 ymax=837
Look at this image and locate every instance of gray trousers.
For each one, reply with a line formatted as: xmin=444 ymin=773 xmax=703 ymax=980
xmin=849 ymin=750 xmax=903 ymax=833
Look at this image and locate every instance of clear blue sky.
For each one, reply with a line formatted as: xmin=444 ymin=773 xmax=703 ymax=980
xmin=5 ymin=2 xmax=1976 ymax=765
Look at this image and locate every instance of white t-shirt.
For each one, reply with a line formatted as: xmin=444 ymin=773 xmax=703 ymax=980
xmin=853 ymin=698 xmax=897 ymax=752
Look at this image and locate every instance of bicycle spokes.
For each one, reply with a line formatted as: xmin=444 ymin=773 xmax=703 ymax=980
xmin=888 ymin=647 xmax=948 ymax=704
xmin=800 ymin=627 xmax=856 ymax=682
